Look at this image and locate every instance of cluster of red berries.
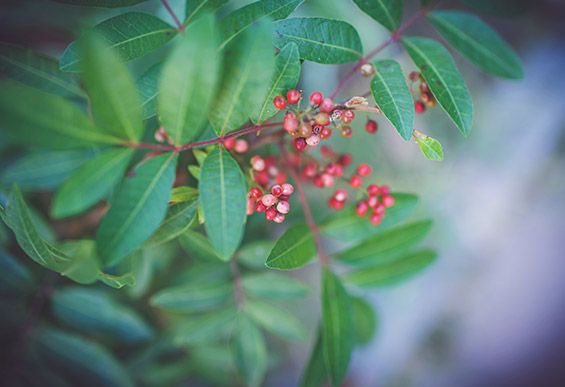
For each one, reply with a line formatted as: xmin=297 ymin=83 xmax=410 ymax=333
xmin=409 ymin=71 xmax=437 ymax=114
xmin=247 ymin=183 xmax=294 ymax=223
xmin=354 ymin=184 xmax=395 ymax=225
xmin=250 ymin=155 xmax=287 ymax=187
xmin=223 ymin=137 xmax=249 ymax=154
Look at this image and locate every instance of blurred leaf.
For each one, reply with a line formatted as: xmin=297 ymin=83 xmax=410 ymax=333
xmin=137 ymin=63 xmax=162 ymax=120
xmin=246 ymin=300 xmax=306 ymax=340
xmin=185 ymin=0 xmax=229 ymax=24
xmin=190 ymin=344 xmax=236 ymax=386
xmin=321 ymin=268 xmax=353 ymax=386
xmin=171 ymin=261 xmax=230 ymax=286
xmin=159 ymin=14 xmax=220 ymax=145
xmin=232 ymin=314 xmax=268 ymax=387
xmin=0 ymin=43 xmax=84 ymax=98
xmin=54 ymin=0 xmax=148 ymax=7
xmin=402 ymin=36 xmax=473 ymax=136
xmin=173 ymin=307 xmax=236 ymax=345
xmin=371 ymin=59 xmax=414 ymax=140
xmin=220 ymin=0 xmax=304 ymax=50
xmin=344 ymin=248 xmax=438 ymax=287
xmin=33 ymin=327 xmax=133 ymax=387
xmin=415 ymin=133 xmax=444 ymax=161
xmin=274 ymin=18 xmax=363 ymax=64
xmin=200 ymin=147 xmax=247 ymax=259
xmin=251 ymin=42 xmax=301 ymax=124
xmin=188 ymin=165 xmax=201 ymax=180
xmin=428 ymin=10 xmax=523 ymax=79
xmin=266 ymin=224 xmax=315 ymax=270
xmin=145 ymin=199 xmax=198 ymax=247
xmin=58 ymin=240 xmax=101 ymax=284
xmin=209 ymin=19 xmax=274 ymax=135
xmin=352 ymin=0 xmax=402 ymax=31
xmin=78 ymin=33 xmax=143 ymax=142
xmin=237 ymin=240 xmax=274 ymax=269
xmin=150 ymin=280 xmax=232 ymax=312
xmin=52 ymin=286 xmax=153 ymax=343
xmin=321 ymin=193 xmax=418 ymax=242
xmin=300 ymin=331 xmax=327 ymax=387
xmin=1 ymin=149 xmax=97 ymax=190
xmin=99 ymin=271 xmax=136 ymax=288
xmin=0 ymin=81 xmax=122 ymax=149
xmin=179 ymin=230 xmax=223 ymax=262
xmin=351 ymin=296 xmax=377 ymax=345
xmin=242 ymin=272 xmax=308 ymax=300
xmin=96 ymin=153 xmax=178 ymax=266
xmin=127 ymin=250 xmax=152 ymax=298
xmin=0 ymin=249 xmax=34 ymax=294
xmin=335 ymin=220 xmax=433 ymax=266
xmin=61 ymin=12 xmax=176 ymax=72
xmin=169 ymin=186 xmax=198 ymax=204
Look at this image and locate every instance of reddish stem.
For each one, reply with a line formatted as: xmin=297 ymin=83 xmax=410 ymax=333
xmin=161 ymin=0 xmax=184 ymax=32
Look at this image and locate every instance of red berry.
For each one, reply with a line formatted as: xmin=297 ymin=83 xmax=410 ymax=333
xmin=294 ymin=137 xmax=307 ymax=151
xmin=234 ymin=139 xmax=248 ymax=153
xmin=265 ymin=207 xmax=277 ymax=221
xmin=319 ymin=127 xmax=332 ymax=139
xmin=374 ymin=203 xmax=385 ymax=214
xmin=339 ymin=154 xmax=353 ymax=166
xmin=223 ymin=137 xmax=236 ymax=149
xmin=255 ymin=201 xmax=267 ymax=212
xmin=343 ymin=110 xmax=355 ymax=120
xmin=357 ymin=163 xmax=372 ymax=177
xmin=251 ymin=155 xmax=265 ymax=171
xmin=286 ymin=89 xmax=301 ymax=104
xmin=261 ymin=194 xmax=277 ymax=207
xmin=253 ymin=170 xmax=269 ymax=186
xmin=321 ymin=173 xmax=334 ymax=187
xmin=365 ymin=119 xmax=378 ymax=133
xmin=314 ymin=112 xmax=330 ymax=126
xmin=310 ymin=91 xmax=323 ymax=105
xmin=275 ymin=171 xmax=287 ymax=185
xmin=334 ymin=189 xmax=348 ymax=202
xmin=276 ymin=200 xmax=290 ymax=214
xmin=271 ymin=184 xmax=283 ymax=197
xmin=415 ymin=101 xmax=426 ymax=114
xmin=281 ymin=183 xmax=294 ymax=195
xmin=341 ymin=126 xmax=352 ymax=138
xmin=380 ymin=185 xmax=390 ymax=195
xmin=303 ymin=162 xmax=318 ymax=177
xmin=320 ymin=145 xmax=334 ymax=158
xmin=273 ymin=212 xmax=285 ymax=223
xmin=279 ymin=194 xmax=290 ymax=201
xmin=367 ymin=184 xmax=379 ymax=196
xmin=369 ymin=212 xmax=383 ymax=225
xmin=328 ymin=197 xmax=344 ymax=210
xmin=248 ymin=187 xmax=262 ymax=200
xmin=382 ymin=195 xmax=395 ymax=207
xmin=313 ymin=175 xmax=325 ymax=188
xmin=320 ymin=98 xmax=334 ymax=113
xmin=356 ymin=200 xmax=369 ymax=216
xmin=350 ymin=174 xmax=362 ymax=188
xmin=284 ymin=112 xmax=298 ymax=133
xmin=367 ymin=195 xmax=379 ymax=208
xmin=273 ymin=95 xmax=287 ymax=110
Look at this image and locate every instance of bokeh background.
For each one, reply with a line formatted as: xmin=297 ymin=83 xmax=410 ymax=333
xmin=1 ymin=0 xmax=565 ymax=386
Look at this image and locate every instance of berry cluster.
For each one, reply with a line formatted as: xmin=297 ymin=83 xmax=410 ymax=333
xmin=409 ymin=71 xmax=437 ymax=114
xmin=223 ymin=137 xmax=249 ymax=154
xmin=247 ymin=183 xmax=294 ymax=224
xmin=354 ymin=183 xmax=395 ymax=225
xmin=250 ymin=155 xmax=288 ymax=187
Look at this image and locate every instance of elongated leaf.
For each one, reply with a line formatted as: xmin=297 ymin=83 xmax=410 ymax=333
xmin=96 ymin=153 xmax=177 ymax=265
xmin=237 ymin=240 xmax=275 ymax=269
xmin=54 ymin=0 xmax=148 ymax=7
xmin=159 ymin=14 xmax=220 ymax=145
xmin=300 ymin=331 xmax=327 ymax=387
xmin=415 ymin=133 xmax=443 ymax=161
xmin=179 ymin=230 xmax=223 ymax=262
xmin=242 ymin=272 xmax=308 ymax=300
xmin=137 ymin=63 xmax=162 ymax=120
xmin=232 ymin=314 xmax=268 ymax=387
xmin=173 ymin=308 xmax=236 ymax=345
xmin=52 ymin=148 xmax=133 ymax=218
xmin=402 ymin=36 xmax=473 ymax=136
xmin=79 ymin=33 xmax=143 ymax=141
xmin=0 ymin=149 xmax=97 ymax=190
xmin=219 ymin=0 xmax=304 ymax=50
xmin=209 ymin=19 xmax=275 ymax=135
xmin=351 ymin=296 xmax=377 ymax=345
xmin=371 ymin=59 xmax=414 ymax=140
xmin=251 ymin=42 xmax=301 ymax=124
xmin=58 ymin=240 xmax=103 ymax=285
xmin=321 ymin=193 xmax=418 ymax=242
xmin=52 ymin=287 xmax=153 ymax=343
xmin=352 ymin=0 xmax=402 ymax=31
xmin=246 ymin=300 xmax=306 ymax=340
xmin=266 ymin=224 xmax=316 ymax=270
xmin=0 ymin=81 xmax=122 ymax=148
xmin=170 ymin=186 xmax=199 ymax=204
xmin=344 ymin=249 xmax=438 ymax=287
xmin=0 ymin=43 xmax=84 ymax=98
xmin=199 ymin=147 xmax=247 ymax=259
xmin=321 ymin=269 xmax=353 ymax=386
xmin=61 ymin=12 xmax=176 ymax=72
xmin=428 ymin=11 xmax=523 ymax=79
xmin=99 ymin=271 xmax=136 ymax=288
xmin=274 ymin=18 xmax=363 ymax=64
xmin=145 ymin=199 xmax=198 ymax=247
xmin=150 ymin=280 xmax=232 ymax=312
xmin=335 ymin=220 xmax=433 ymax=266
xmin=185 ymin=0 xmax=229 ymax=25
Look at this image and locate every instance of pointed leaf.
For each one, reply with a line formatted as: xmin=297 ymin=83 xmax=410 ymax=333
xmin=352 ymin=0 xmax=403 ymax=31
xmin=266 ymin=224 xmax=316 ymax=270
xmin=96 ymin=153 xmax=178 ymax=265
xmin=144 ymin=199 xmax=198 ymax=247
xmin=371 ymin=59 xmax=414 ymax=140
xmin=246 ymin=300 xmax=306 ymax=340
xmin=232 ymin=314 xmax=268 ymax=387
xmin=158 ymin=14 xmax=221 ymax=145
xmin=150 ymin=280 xmax=232 ymax=312
xmin=428 ymin=10 xmax=523 ymax=79
xmin=199 ymin=147 xmax=247 ymax=259
xmin=242 ymin=272 xmax=309 ymax=300
xmin=415 ymin=133 xmax=444 ymax=160
xmin=185 ymin=0 xmax=229 ymax=25
xmin=173 ymin=308 xmax=236 ymax=345
xmin=237 ymin=240 xmax=275 ymax=269
xmin=351 ymin=296 xmax=377 ymax=345
xmin=300 ymin=331 xmax=327 ymax=387
xmin=179 ymin=230 xmax=223 ymax=262
xmin=402 ymin=36 xmax=473 ymax=136
xmin=137 ymin=63 xmax=162 ymax=120
xmin=274 ymin=18 xmax=363 ymax=64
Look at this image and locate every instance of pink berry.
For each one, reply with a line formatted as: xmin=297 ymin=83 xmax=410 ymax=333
xmin=374 ymin=203 xmax=385 ymax=214
xmin=310 ymin=91 xmax=323 ymax=105
xmin=273 ymin=212 xmax=285 ymax=223
xmin=357 ymin=163 xmax=372 ymax=177
xmin=328 ymin=197 xmax=345 ymax=210
xmin=415 ymin=101 xmax=426 ymax=114
xmin=261 ymin=194 xmax=277 ymax=207
xmin=367 ymin=184 xmax=379 ymax=196
xmin=356 ymin=201 xmax=369 ymax=216
xmin=321 ymin=173 xmax=334 ymax=187
xmin=382 ymin=195 xmax=395 ymax=207
xmin=247 ymin=198 xmax=255 ymax=215
xmin=265 ymin=207 xmax=277 ymax=221
xmin=306 ymin=135 xmax=320 ymax=147
xmin=286 ymin=89 xmax=301 ymax=104
xmin=367 ymin=195 xmax=379 ymax=208
xmin=284 ymin=112 xmax=298 ymax=133
xmin=350 ymin=174 xmax=362 ymax=188
xmin=380 ymin=185 xmax=390 ymax=195
xmin=313 ymin=175 xmax=324 ymax=188
xmin=251 ymin=155 xmax=265 ymax=171
xmin=276 ymin=172 xmax=287 ymax=185
xmin=273 ymin=95 xmax=287 ymax=110
xmin=339 ymin=153 xmax=353 ymax=166
xmin=294 ymin=137 xmax=307 ymax=151
xmin=271 ymin=184 xmax=283 ymax=197
xmin=255 ymin=201 xmax=267 ymax=212
xmin=248 ymin=187 xmax=262 ymax=200
xmin=334 ymin=189 xmax=348 ymax=202
xmin=223 ymin=137 xmax=236 ymax=149
xmin=276 ymin=200 xmax=290 ymax=214
xmin=234 ymin=139 xmax=248 ymax=153
xmin=369 ymin=212 xmax=383 ymax=225
xmin=320 ymin=98 xmax=334 ymax=113
xmin=343 ymin=110 xmax=355 ymax=120
xmin=281 ymin=183 xmax=294 ymax=195
xmin=365 ymin=119 xmax=378 ymax=133
xmin=253 ymin=171 xmax=269 ymax=186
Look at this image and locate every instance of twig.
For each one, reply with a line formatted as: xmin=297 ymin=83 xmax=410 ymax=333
xmin=161 ymin=0 xmax=184 ymax=32
xmin=230 ymin=257 xmax=245 ymax=309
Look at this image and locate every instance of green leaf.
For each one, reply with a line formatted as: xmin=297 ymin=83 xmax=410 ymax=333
xmin=0 ymin=43 xmax=84 ymax=98
xmin=52 ymin=286 xmax=153 ymax=343
xmin=209 ymin=19 xmax=275 ymax=135
xmin=428 ymin=10 xmax=523 ymax=79
xmin=0 ymin=81 xmax=122 ymax=149
xmin=52 ymin=148 xmax=133 ymax=219
xmin=219 ymin=0 xmax=304 ymax=50
xmin=96 ymin=153 xmax=178 ymax=266
xmin=251 ymin=42 xmax=301 ymax=124
xmin=79 ymin=33 xmax=143 ymax=142
xmin=58 ymin=240 xmax=102 ymax=285
xmin=371 ymin=59 xmax=414 ymax=140
xmin=415 ymin=133 xmax=444 ymax=161
xmin=33 ymin=328 xmax=133 ymax=387
xmin=344 ymin=248 xmax=438 ymax=287
xmin=242 ymin=272 xmax=308 ymax=300
xmin=0 ymin=149 xmax=97 ymax=190
xmin=232 ymin=314 xmax=268 ymax=387
xmin=351 ymin=296 xmax=377 ymax=345
xmin=150 ymin=280 xmax=232 ymax=312
xmin=335 ymin=220 xmax=433 ymax=266
xmin=274 ymin=18 xmax=363 ymax=64
xmin=237 ymin=240 xmax=275 ymax=269
xmin=179 ymin=230 xmax=223 ymax=262
xmin=54 ymin=0 xmax=148 ymax=7
xmin=246 ymin=300 xmax=306 ymax=340
xmin=145 ymin=199 xmax=198 ymax=247
xmin=172 ymin=308 xmax=236 ymax=345
xmin=352 ymin=0 xmax=403 ymax=31
xmin=321 ymin=268 xmax=353 ymax=386
xmin=137 ymin=63 xmax=162 ymax=120
xmin=98 ymin=271 xmax=136 ymax=289
xmin=185 ymin=0 xmax=229 ymax=25
xmin=321 ymin=193 xmax=418 ymax=242
xmin=158 ymin=14 xmax=221 ymax=145
xmin=265 ymin=224 xmax=316 ymax=270
xmin=61 ymin=12 xmax=176 ymax=72
xmin=300 ymin=331 xmax=327 ymax=387
xmin=170 ymin=186 xmax=199 ymax=204
xmin=199 ymin=147 xmax=247 ymax=259
xmin=402 ymin=36 xmax=473 ymax=136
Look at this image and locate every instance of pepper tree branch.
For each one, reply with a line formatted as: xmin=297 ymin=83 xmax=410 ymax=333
xmin=161 ymin=0 xmax=184 ymax=31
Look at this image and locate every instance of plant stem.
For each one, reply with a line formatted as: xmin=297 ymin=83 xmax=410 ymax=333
xmin=230 ymin=256 xmax=245 ymax=309
xmin=161 ymin=0 xmax=184 ymax=32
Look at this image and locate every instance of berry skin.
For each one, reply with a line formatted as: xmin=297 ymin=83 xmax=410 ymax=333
xmin=365 ymin=119 xmax=378 ymax=133
xmin=367 ymin=184 xmax=379 ymax=196
xmin=248 ymin=187 xmax=263 ymax=200
xmin=320 ymin=173 xmax=334 ymax=187
xmin=357 ymin=163 xmax=372 ymax=177
xmin=234 ymin=139 xmax=248 ymax=153
xmin=273 ymin=212 xmax=285 ymax=223
xmin=253 ymin=170 xmax=269 ymax=186
xmin=380 ymin=185 xmax=390 ymax=195
xmin=314 ymin=112 xmax=330 ymax=126
xmin=328 ymin=197 xmax=345 ymax=210
xmin=271 ymin=184 xmax=283 ymax=197
xmin=251 ymin=155 xmax=266 ymax=172
xmin=306 ymin=135 xmax=320 ymax=147
xmin=319 ymin=127 xmax=332 ymax=139
xmin=261 ymin=194 xmax=277 ymax=207
xmin=275 ymin=172 xmax=287 ymax=185
xmin=294 ymin=137 xmax=307 ymax=151
xmin=367 ymin=195 xmax=379 ymax=208
xmin=339 ymin=154 xmax=353 ymax=166
xmin=350 ymin=174 xmax=362 ymax=188
xmin=415 ymin=101 xmax=426 ymax=114
xmin=299 ymin=123 xmax=313 ymax=137
xmin=265 ymin=207 xmax=277 ymax=221
xmin=273 ymin=95 xmax=287 ymax=110
xmin=284 ymin=112 xmax=299 ymax=133
xmin=374 ymin=202 xmax=385 ymax=215
xmin=369 ymin=212 xmax=383 ymax=225
xmin=276 ymin=200 xmax=290 ymax=214
xmin=360 ymin=63 xmax=375 ymax=77
xmin=356 ymin=200 xmax=369 ymax=216
xmin=343 ymin=110 xmax=355 ymax=120
xmin=255 ymin=201 xmax=267 ymax=212
xmin=319 ymin=98 xmax=334 ymax=113
xmin=334 ymin=189 xmax=348 ymax=202
xmin=341 ymin=126 xmax=352 ymax=138
xmin=224 ymin=137 xmax=236 ymax=149
xmin=382 ymin=195 xmax=395 ymax=207
xmin=310 ymin=91 xmax=323 ymax=105
xmin=287 ymin=89 xmax=301 ymax=104
xmin=281 ymin=183 xmax=294 ymax=195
